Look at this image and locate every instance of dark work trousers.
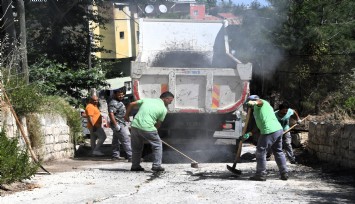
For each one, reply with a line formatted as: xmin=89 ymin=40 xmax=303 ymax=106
xmin=283 ymin=132 xmax=295 ymax=162
xmin=255 ymin=129 xmax=288 ymax=176
xmin=111 ymin=124 xmax=132 ymax=159
xmin=130 ymin=127 xmax=163 ymax=169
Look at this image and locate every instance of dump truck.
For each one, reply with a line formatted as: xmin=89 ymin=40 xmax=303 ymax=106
xmin=131 ymin=19 xmax=252 ymax=145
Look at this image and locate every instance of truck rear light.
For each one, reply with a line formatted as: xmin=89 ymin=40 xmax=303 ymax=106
xmin=222 ymin=123 xmax=233 ymax=129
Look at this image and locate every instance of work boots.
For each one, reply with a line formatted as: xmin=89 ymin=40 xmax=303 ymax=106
xmin=281 ymin=172 xmax=289 ymax=180
xmin=249 ymin=175 xmax=266 ymax=181
xmin=131 ymin=166 xmax=145 ymax=171
xmin=151 ymin=166 xmax=165 ymax=172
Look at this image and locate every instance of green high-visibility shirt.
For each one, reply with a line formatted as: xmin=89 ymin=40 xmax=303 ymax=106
xmin=131 ymin=98 xmax=167 ymax=131
xmin=253 ymin=99 xmax=282 ymax=135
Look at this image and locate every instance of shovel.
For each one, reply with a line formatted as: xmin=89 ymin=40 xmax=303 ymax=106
xmin=283 ymin=115 xmax=310 ymax=135
xmin=227 ymin=108 xmax=252 ymax=175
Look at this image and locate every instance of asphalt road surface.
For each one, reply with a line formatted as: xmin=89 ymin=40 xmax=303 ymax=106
xmin=1 ymin=143 xmax=355 ymax=204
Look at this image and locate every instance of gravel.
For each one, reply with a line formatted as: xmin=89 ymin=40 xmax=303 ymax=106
xmin=1 ymin=144 xmax=355 ymax=204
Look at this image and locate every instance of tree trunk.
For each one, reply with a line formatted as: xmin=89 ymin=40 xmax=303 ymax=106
xmin=17 ymin=0 xmax=29 ymax=84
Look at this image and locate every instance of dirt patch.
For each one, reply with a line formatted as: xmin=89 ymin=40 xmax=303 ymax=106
xmin=0 ymin=155 xmax=122 ymax=196
xmin=0 ymin=182 xmax=41 ymax=196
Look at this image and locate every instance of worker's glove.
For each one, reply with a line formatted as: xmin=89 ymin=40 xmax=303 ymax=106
xmin=114 ymin=124 xmax=121 ymax=132
xmin=297 ymin=119 xmax=302 ymax=125
xmin=246 ymin=101 xmax=258 ymax=107
xmin=124 ymin=115 xmax=130 ymax=122
xmin=239 ymin=133 xmax=250 ymax=141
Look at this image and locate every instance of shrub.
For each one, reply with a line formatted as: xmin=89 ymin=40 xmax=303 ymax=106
xmin=41 ymin=96 xmax=83 ymax=145
xmin=0 ymin=129 xmax=38 ymax=184
xmin=26 ymin=114 xmax=43 ymax=150
xmin=5 ymin=80 xmax=44 ymax=117
xmin=344 ymin=97 xmax=355 ymax=115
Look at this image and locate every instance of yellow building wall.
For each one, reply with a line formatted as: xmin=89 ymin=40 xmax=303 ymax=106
xmin=92 ymin=3 xmax=138 ymax=59
xmin=113 ymin=6 xmax=131 ymax=58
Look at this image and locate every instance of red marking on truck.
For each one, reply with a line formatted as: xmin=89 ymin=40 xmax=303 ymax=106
xmin=212 ymin=84 xmax=220 ymax=108
xmin=217 ymin=82 xmax=249 ymax=113
xmin=133 ymin=80 xmax=140 ymax=100
xmin=161 ymin=84 xmax=168 ymax=93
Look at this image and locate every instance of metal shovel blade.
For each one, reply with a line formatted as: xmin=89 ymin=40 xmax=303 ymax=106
xmin=226 ymin=165 xmax=242 ymax=175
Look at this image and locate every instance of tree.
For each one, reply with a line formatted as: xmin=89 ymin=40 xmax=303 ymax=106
xmin=17 ymin=0 xmax=29 ymax=83
xmin=23 ymin=0 xmax=110 ymax=105
xmin=270 ymin=0 xmax=355 ymax=115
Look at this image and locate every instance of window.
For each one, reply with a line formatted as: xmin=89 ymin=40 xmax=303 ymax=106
xmin=193 ymin=10 xmax=198 ymax=16
xmin=120 ymin=32 xmax=124 ymax=39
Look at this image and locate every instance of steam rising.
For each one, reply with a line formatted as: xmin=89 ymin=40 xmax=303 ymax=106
xmin=230 ymin=8 xmax=285 ymax=81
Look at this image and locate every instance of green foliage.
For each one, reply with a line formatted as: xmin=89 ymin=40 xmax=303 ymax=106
xmin=263 ymin=0 xmax=355 ymax=115
xmin=26 ymin=114 xmax=43 ymax=149
xmin=5 ymin=80 xmax=44 ymax=117
xmin=0 ymin=129 xmax=38 ymax=185
xmin=41 ymin=96 xmax=83 ymax=144
xmin=25 ymin=0 xmax=109 ymax=69
xmin=24 ymin=1 xmax=111 ymax=104
xmin=344 ymin=97 xmax=355 ymax=114
xmin=29 ymin=58 xmax=108 ymax=106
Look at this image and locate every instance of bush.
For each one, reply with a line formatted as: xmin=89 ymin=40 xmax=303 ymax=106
xmin=26 ymin=114 xmax=43 ymax=150
xmin=344 ymin=97 xmax=355 ymax=115
xmin=5 ymin=80 xmax=44 ymax=117
xmin=41 ymin=96 xmax=83 ymax=145
xmin=0 ymin=129 xmax=38 ymax=185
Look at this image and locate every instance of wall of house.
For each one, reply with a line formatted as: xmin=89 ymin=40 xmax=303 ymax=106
xmin=307 ymin=121 xmax=355 ymax=168
xmin=93 ymin=2 xmax=138 ymax=59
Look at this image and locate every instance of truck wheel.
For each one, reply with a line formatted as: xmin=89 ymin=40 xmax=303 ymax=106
xmin=291 ymin=133 xmax=302 ymax=148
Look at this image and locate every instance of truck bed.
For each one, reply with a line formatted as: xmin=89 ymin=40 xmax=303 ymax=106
xmin=132 ymin=19 xmax=252 ymax=114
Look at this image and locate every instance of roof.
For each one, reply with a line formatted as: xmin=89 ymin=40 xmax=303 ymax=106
xmin=218 ymin=13 xmax=237 ymax=19
xmin=217 ymin=13 xmax=243 ymax=25
xmin=203 ymin=15 xmax=222 ymax=20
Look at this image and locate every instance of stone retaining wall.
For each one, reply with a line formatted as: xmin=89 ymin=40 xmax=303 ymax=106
xmin=307 ymin=122 xmax=355 ymax=168
xmin=36 ymin=113 xmax=74 ymax=161
xmin=0 ymin=106 xmax=74 ymax=162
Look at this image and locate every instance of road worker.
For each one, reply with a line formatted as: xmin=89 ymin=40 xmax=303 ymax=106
xmin=85 ymin=95 xmax=107 ymax=156
xmin=124 ymin=91 xmax=174 ymax=172
xmin=274 ymin=101 xmax=302 ymax=164
xmin=108 ymin=88 xmax=132 ymax=161
xmin=240 ymin=95 xmax=288 ymax=181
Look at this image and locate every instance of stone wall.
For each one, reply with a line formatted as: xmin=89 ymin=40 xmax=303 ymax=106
xmin=307 ymin=122 xmax=355 ymax=168
xmin=36 ymin=113 xmax=74 ymax=161
xmin=0 ymin=106 xmax=74 ymax=162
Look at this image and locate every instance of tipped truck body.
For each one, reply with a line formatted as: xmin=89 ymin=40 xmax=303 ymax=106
xmin=131 ymin=19 xmax=252 ymax=141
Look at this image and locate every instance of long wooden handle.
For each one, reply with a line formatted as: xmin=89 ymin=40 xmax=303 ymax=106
xmin=1 ymin=85 xmax=50 ymax=174
xmin=283 ymin=115 xmax=310 ymax=135
xmin=161 ymin=140 xmax=198 ymax=163
xmin=235 ymin=108 xmax=252 ymax=163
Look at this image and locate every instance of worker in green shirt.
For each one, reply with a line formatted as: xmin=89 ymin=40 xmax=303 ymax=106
xmin=124 ymin=91 xmax=174 ymax=172
xmin=240 ymin=95 xmax=289 ymax=181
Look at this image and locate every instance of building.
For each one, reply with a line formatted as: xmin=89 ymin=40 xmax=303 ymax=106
xmin=190 ymin=4 xmax=205 ymax=20
xmin=91 ymin=2 xmax=139 ymax=60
